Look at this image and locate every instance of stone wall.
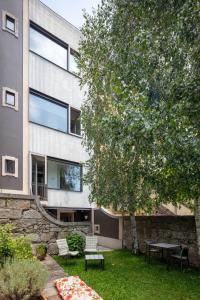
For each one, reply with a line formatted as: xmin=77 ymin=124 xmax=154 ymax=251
xmin=0 ymin=195 xmax=91 ymax=254
xmin=123 ymin=216 xmax=200 ymax=267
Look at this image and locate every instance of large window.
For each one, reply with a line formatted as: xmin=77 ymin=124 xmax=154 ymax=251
xmin=30 ymin=26 xmax=68 ymax=69
xmin=48 ymin=159 xmax=82 ymax=192
xmin=29 ymin=92 xmax=68 ymax=133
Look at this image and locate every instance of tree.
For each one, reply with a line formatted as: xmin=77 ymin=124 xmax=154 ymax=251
xmin=79 ymin=0 xmax=200 ymax=256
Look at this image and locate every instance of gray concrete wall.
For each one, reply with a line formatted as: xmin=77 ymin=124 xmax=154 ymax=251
xmin=123 ymin=216 xmax=200 ymax=267
xmin=0 ymin=0 xmax=23 ymax=190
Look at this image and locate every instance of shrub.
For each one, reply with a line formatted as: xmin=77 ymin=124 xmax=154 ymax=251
xmin=0 ymin=224 xmax=14 ymax=265
xmin=36 ymin=244 xmax=47 ymax=260
xmin=0 ymin=259 xmax=49 ymax=300
xmin=13 ymin=236 xmax=33 ymax=260
xmin=67 ymin=232 xmax=85 ymax=255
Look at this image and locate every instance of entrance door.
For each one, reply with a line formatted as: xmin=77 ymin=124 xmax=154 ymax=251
xmin=32 ymin=155 xmax=47 ymax=199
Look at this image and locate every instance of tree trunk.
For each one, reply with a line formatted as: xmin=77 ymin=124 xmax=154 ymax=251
xmin=194 ymin=197 xmax=200 ymax=257
xmin=130 ymin=213 xmax=139 ymax=255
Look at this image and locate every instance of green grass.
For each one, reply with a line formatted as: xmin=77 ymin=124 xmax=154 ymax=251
xmin=54 ymin=250 xmax=200 ymax=300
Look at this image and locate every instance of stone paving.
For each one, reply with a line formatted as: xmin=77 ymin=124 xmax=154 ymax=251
xmin=40 ymin=255 xmax=66 ymax=300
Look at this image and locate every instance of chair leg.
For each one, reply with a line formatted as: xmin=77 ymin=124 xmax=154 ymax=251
xmin=181 ymin=260 xmax=183 ymax=272
xmin=148 ymin=251 xmax=150 ymax=264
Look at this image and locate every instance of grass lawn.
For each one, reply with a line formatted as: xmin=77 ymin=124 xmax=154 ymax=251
xmin=54 ymin=250 xmax=200 ymax=300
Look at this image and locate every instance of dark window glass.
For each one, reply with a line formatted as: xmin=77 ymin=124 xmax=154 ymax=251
xmin=6 ymin=91 xmax=15 ymax=106
xmin=70 ymin=108 xmax=81 ymax=135
xmin=30 ymin=27 xmax=67 ymax=69
xmin=69 ymin=49 xmax=79 ymax=74
xmin=48 ymin=160 xmax=81 ymax=192
xmin=5 ymin=160 xmax=15 ymax=174
xmin=29 ymin=93 xmax=68 ymax=133
xmin=6 ymin=15 xmax=15 ymax=32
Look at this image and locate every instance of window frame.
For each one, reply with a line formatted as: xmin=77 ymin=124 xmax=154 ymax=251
xmin=2 ymin=87 xmax=18 ymax=111
xmin=47 ymin=157 xmax=83 ymax=193
xmin=30 ymin=21 xmax=69 ymax=71
xmin=70 ymin=107 xmax=81 ymax=137
xmin=29 ymin=89 xmax=69 ymax=134
xmin=2 ymin=10 xmax=18 ymax=37
xmin=2 ymin=156 xmax=18 ymax=177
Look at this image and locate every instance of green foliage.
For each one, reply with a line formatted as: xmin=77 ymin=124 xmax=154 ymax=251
xmin=35 ymin=244 xmax=47 ymax=260
xmin=13 ymin=237 xmax=33 ymax=260
xmin=0 ymin=224 xmax=15 ymax=265
xmin=0 ymin=259 xmax=49 ymax=300
xmin=0 ymin=225 xmax=33 ymax=264
xmin=67 ymin=232 xmax=85 ymax=255
xmin=79 ymin=0 xmax=200 ymax=213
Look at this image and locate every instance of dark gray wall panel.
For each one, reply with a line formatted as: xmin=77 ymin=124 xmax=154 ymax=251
xmin=0 ymin=0 xmax=23 ymax=190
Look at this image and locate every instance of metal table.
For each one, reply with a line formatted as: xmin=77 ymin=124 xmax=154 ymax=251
xmin=85 ymin=254 xmax=104 ymax=271
xmin=150 ymin=243 xmax=180 ymax=270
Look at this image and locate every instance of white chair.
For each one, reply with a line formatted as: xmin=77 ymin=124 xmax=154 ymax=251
xmin=56 ymin=239 xmax=79 ymax=258
xmin=84 ymin=235 xmax=99 ymax=253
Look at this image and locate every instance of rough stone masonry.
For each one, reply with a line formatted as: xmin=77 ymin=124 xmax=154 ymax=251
xmin=0 ymin=194 xmax=91 ymax=254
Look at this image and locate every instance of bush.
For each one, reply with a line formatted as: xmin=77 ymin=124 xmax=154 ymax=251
xmin=13 ymin=237 xmax=33 ymax=260
xmin=0 ymin=224 xmax=14 ymax=265
xmin=36 ymin=244 xmax=47 ymax=260
xmin=0 ymin=259 xmax=49 ymax=300
xmin=67 ymin=232 xmax=85 ymax=255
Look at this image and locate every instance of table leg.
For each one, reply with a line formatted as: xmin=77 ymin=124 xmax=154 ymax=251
xmin=85 ymin=259 xmax=87 ymax=271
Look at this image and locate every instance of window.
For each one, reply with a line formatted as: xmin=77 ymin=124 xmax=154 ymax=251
xmin=6 ymin=91 xmax=15 ymax=106
xmin=2 ymin=87 xmax=18 ymax=110
xmin=2 ymin=156 xmax=18 ymax=177
xmin=70 ymin=108 xmax=81 ymax=136
xmin=29 ymin=92 xmax=68 ymax=133
xmin=6 ymin=15 xmax=15 ymax=32
xmin=69 ymin=49 xmax=79 ymax=74
xmin=30 ymin=26 xmax=68 ymax=69
xmin=2 ymin=11 xmax=18 ymax=37
xmin=48 ymin=159 xmax=82 ymax=192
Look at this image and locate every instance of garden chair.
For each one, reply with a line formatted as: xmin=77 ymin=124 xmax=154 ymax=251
xmin=170 ymin=246 xmax=189 ymax=271
xmin=145 ymin=240 xmax=161 ymax=263
xmin=56 ymin=239 xmax=79 ymax=258
xmin=84 ymin=235 xmax=99 ymax=253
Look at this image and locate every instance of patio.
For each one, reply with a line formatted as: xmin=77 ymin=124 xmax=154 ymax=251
xmin=53 ymin=250 xmax=200 ymax=300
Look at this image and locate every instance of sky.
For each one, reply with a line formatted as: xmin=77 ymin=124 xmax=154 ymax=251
xmin=41 ymin=0 xmax=101 ymax=28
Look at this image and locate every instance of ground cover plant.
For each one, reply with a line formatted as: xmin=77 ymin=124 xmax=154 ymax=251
xmin=54 ymin=250 xmax=200 ymax=300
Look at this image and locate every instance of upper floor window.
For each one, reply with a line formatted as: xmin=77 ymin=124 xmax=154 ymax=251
xmin=29 ymin=92 xmax=68 ymax=133
xmin=6 ymin=15 xmax=15 ymax=32
xmin=2 ymin=87 xmax=18 ymax=111
xmin=70 ymin=108 xmax=81 ymax=136
xmin=2 ymin=11 xmax=18 ymax=37
xmin=48 ymin=159 xmax=82 ymax=192
xmin=30 ymin=26 xmax=68 ymax=69
xmin=2 ymin=156 xmax=18 ymax=177
xmin=69 ymin=49 xmax=79 ymax=74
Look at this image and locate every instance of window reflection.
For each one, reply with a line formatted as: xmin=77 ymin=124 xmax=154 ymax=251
xmin=30 ymin=27 xmax=67 ymax=69
xmin=48 ymin=160 xmax=81 ymax=192
xmin=29 ymin=93 xmax=68 ymax=133
xmin=69 ymin=49 xmax=79 ymax=74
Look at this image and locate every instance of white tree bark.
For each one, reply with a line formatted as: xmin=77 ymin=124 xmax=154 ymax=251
xmin=194 ymin=197 xmax=200 ymax=257
xmin=130 ymin=213 xmax=139 ymax=255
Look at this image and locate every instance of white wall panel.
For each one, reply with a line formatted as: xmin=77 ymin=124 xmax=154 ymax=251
xmin=48 ymin=188 xmax=91 ymax=209
xmin=29 ymin=123 xmax=88 ymax=162
xmin=29 ymin=53 xmax=83 ymax=109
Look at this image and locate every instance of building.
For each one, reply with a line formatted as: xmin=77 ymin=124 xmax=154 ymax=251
xmin=0 ymin=0 xmax=91 ymax=223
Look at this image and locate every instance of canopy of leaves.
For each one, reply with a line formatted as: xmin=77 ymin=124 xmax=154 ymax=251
xmin=79 ymin=0 xmax=200 ymax=213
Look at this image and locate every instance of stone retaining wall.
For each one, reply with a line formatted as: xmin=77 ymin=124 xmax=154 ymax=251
xmin=0 ymin=194 xmax=91 ymax=254
xmin=123 ymin=216 xmax=200 ymax=267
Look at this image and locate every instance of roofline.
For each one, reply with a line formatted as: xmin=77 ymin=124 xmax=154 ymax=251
xmin=39 ymin=0 xmax=82 ymax=33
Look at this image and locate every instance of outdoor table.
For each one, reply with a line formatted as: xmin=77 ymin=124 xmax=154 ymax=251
xmin=85 ymin=254 xmax=104 ymax=271
xmin=150 ymin=243 xmax=180 ymax=270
